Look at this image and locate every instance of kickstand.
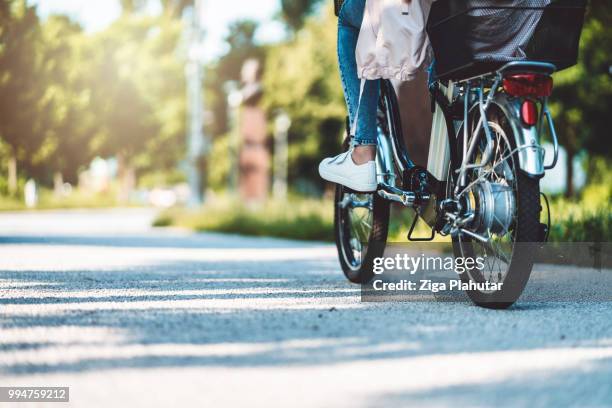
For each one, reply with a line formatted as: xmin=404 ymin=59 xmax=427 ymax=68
xmin=407 ymin=212 xmax=435 ymax=242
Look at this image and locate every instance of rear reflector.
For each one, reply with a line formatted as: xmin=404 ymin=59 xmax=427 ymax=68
xmin=521 ymin=100 xmax=538 ymax=126
xmin=503 ymin=73 xmax=553 ymax=97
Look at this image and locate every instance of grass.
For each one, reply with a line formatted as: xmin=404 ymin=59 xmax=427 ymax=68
xmin=153 ymin=195 xmax=446 ymax=243
xmin=0 ymin=187 xmax=128 ymax=211
xmin=155 ymin=181 xmax=611 ymax=244
xmin=0 ymin=195 xmax=25 ymax=211
xmin=546 ymin=182 xmax=611 ymax=242
xmin=154 ymin=196 xmax=335 ymax=242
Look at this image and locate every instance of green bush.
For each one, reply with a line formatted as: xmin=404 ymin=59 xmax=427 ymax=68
xmin=155 ymin=196 xmax=335 ymax=241
xmin=548 ymin=204 xmax=611 ymax=242
xmin=0 ymin=185 xmax=125 ymax=211
xmin=0 ymin=195 xmax=25 ymax=211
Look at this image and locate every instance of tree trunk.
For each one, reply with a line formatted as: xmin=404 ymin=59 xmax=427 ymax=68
xmin=7 ymin=153 xmax=17 ymax=196
xmin=53 ymin=171 xmax=64 ymax=198
xmin=565 ymin=148 xmax=575 ymax=198
xmin=123 ymin=165 xmax=135 ymax=203
xmin=117 ymin=153 xmax=135 ymax=204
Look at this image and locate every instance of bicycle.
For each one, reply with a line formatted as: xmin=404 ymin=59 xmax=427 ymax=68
xmin=333 ymin=0 xmax=586 ymax=309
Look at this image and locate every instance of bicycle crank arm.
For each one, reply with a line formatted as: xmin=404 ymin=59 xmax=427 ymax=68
xmin=377 ymin=183 xmax=429 ymax=208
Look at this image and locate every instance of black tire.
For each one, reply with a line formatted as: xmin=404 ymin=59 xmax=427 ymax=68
xmin=334 ymin=184 xmax=390 ymax=283
xmin=450 ymin=107 xmax=541 ymax=309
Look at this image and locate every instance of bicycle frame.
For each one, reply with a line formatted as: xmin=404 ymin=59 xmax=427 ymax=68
xmin=377 ymin=61 xmax=559 ymax=205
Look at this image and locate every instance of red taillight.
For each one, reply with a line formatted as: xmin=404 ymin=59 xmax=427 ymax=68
xmin=521 ymin=100 xmax=538 ymax=126
xmin=503 ymin=73 xmax=553 ymax=97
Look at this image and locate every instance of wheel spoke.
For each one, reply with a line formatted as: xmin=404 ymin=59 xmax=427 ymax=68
xmin=339 ymin=189 xmax=376 ymax=270
xmin=450 ymin=118 xmax=521 ymax=289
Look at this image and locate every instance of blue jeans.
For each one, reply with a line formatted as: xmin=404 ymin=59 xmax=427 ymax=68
xmin=338 ymin=0 xmax=379 ymax=146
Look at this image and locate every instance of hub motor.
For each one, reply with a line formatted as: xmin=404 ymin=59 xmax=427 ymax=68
xmin=468 ymin=181 xmax=515 ymax=235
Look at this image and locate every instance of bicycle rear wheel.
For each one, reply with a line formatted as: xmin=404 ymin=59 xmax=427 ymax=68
xmin=449 ymin=106 xmax=541 ymax=309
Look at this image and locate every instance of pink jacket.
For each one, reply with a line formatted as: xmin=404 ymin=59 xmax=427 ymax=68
xmin=356 ymin=0 xmax=436 ymax=81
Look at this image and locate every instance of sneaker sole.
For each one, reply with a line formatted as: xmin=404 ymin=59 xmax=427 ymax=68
xmin=319 ymin=167 xmax=377 ymax=193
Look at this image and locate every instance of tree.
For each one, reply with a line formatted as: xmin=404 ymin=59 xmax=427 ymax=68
xmin=119 ymin=0 xmax=148 ymax=15
xmin=218 ymin=20 xmax=263 ymax=81
xmin=115 ymin=0 xmax=188 ymax=176
xmin=35 ymin=15 xmax=96 ymax=187
xmin=0 ymin=0 xmax=189 ymax=199
xmin=134 ymin=15 xmax=187 ymax=176
xmin=550 ymin=0 xmax=612 ymax=196
xmin=280 ymin=0 xmax=323 ymax=32
xmin=81 ymin=10 xmax=189 ymax=199
xmin=121 ymin=0 xmax=192 ymax=18
xmin=207 ymin=19 xmax=264 ymax=138
xmin=160 ymin=0 xmax=193 ymax=18
xmin=263 ymin=8 xmax=345 ymax=192
xmin=0 ymin=0 xmax=46 ymax=195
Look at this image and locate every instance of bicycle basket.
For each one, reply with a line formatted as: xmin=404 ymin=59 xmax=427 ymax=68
xmin=426 ymin=0 xmax=587 ymax=81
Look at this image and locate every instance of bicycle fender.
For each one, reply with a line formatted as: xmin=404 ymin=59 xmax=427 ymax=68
xmin=491 ymin=94 xmax=545 ymax=178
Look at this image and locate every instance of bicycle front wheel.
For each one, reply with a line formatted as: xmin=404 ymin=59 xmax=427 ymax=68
xmin=334 ymin=183 xmax=389 ymax=283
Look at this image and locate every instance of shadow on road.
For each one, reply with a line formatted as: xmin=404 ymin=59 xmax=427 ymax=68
xmin=1 ymin=229 xmax=612 ymax=406
xmin=0 ymin=232 xmax=327 ymax=249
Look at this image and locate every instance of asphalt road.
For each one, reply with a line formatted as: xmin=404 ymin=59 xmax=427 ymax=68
xmin=0 ymin=209 xmax=611 ymax=407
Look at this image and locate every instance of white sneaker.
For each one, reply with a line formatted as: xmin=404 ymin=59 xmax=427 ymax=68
xmin=318 ymin=149 xmax=377 ymax=192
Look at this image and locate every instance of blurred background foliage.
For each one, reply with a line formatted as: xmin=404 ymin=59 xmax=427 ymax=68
xmin=0 ymin=0 xmax=609 ymax=241
xmin=549 ymin=0 xmax=611 ymax=196
xmin=263 ymin=7 xmax=345 ymax=194
xmin=0 ymin=0 xmax=188 ymax=197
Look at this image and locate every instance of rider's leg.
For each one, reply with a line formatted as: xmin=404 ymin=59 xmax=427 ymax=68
xmin=337 ymin=0 xmax=380 ymax=164
xmin=318 ymin=0 xmax=379 ymax=192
